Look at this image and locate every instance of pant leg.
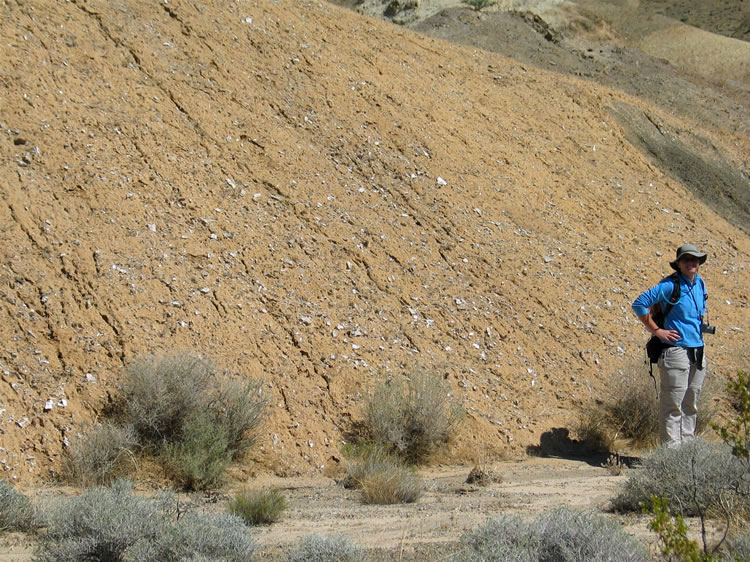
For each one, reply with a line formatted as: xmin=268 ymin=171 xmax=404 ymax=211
xmin=658 ymin=347 xmax=690 ymax=448
xmin=681 ymin=353 xmax=707 ymax=441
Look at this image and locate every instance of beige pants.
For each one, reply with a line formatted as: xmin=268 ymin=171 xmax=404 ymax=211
xmin=658 ymin=346 xmax=706 ymax=448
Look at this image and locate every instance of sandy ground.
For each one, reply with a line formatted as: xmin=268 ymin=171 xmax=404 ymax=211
xmin=0 ymin=457 xmax=660 ymax=560
xmin=3 ymin=454 xmax=731 ymax=560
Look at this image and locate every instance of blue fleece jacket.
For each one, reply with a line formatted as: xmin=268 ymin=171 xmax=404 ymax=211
xmin=632 ymin=273 xmax=707 ymax=348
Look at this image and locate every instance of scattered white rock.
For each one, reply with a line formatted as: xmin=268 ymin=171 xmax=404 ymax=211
xmin=437 ymin=176 xmax=447 ymax=185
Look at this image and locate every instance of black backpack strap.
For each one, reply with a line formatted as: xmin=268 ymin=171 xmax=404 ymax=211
xmin=661 ymin=272 xmax=681 ymax=323
xmin=649 ymin=362 xmax=657 ymax=393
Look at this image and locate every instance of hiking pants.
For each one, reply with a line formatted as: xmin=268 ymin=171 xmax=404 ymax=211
xmin=658 ymin=346 xmax=706 ymax=448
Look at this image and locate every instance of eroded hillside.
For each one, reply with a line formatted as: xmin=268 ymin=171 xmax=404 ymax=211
xmin=1 ymin=0 xmax=749 ymax=484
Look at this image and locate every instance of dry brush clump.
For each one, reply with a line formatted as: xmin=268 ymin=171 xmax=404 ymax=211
xmin=454 ymin=507 xmax=648 ymax=562
xmin=228 ymin=487 xmax=287 ymax=526
xmin=286 ymin=533 xmax=364 ymax=562
xmin=576 ymin=361 xmax=721 ymax=450
xmin=0 ymin=479 xmax=36 ymax=532
xmin=33 ymin=479 xmax=255 ymax=561
xmin=63 ymin=422 xmax=139 ymax=487
xmin=344 ymin=445 xmax=423 ymax=504
xmin=63 ymin=354 xmax=268 ymax=490
xmin=363 ymin=370 xmax=463 ymax=464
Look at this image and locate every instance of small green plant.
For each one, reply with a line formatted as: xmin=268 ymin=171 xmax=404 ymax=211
xmin=364 ymin=370 xmax=463 ymax=463
xmin=33 ymin=479 xmax=255 ymax=561
xmin=461 ymin=0 xmax=496 ymax=11
xmin=64 ymin=423 xmax=139 ymax=487
xmin=0 ymin=479 xmax=36 ymax=532
xmin=456 ymin=507 xmax=648 ymax=561
xmin=161 ymin=413 xmax=232 ymax=491
xmin=287 ymin=533 xmax=364 ymax=562
xmin=645 ymin=495 xmax=717 ymax=562
xmin=229 ymin=487 xmax=287 ymax=526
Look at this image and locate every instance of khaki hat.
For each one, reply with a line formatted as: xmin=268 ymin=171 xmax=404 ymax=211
xmin=670 ymin=243 xmax=707 ymax=271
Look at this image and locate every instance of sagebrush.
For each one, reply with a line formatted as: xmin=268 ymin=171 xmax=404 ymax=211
xmin=63 ymin=422 xmax=139 ymax=487
xmin=33 ymin=479 xmax=255 ymax=561
xmin=287 ymin=533 xmax=364 ymax=562
xmin=161 ymin=412 xmax=233 ymax=490
xmin=119 ymin=354 xmax=216 ymax=445
xmin=364 ymin=370 xmax=463 ymax=463
xmin=0 ymin=479 xmax=36 ymax=532
xmin=455 ymin=507 xmax=648 ymax=561
xmin=81 ymin=353 xmax=268 ymax=489
xmin=612 ymin=439 xmax=749 ymax=518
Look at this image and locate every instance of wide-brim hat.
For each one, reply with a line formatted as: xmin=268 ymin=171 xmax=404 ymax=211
xmin=670 ymin=243 xmax=707 ymax=270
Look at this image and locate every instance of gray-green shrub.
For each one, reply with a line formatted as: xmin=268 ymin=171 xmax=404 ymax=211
xmin=724 ymin=532 xmax=750 ymax=560
xmin=455 ymin=507 xmax=648 ymax=561
xmin=364 ymin=370 xmax=463 ymax=463
xmin=162 ymin=413 xmax=232 ymax=491
xmin=612 ymin=439 xmax=749 ymax=517
xmin=112 ymin=354 xmax=267 ymax=489
xmin=0 ymin=479 xmax=36 ymax=532
xmin=287 ymin=533 xmax=364 ymax=562
xmin=229 ymin=487 xmax=287 ymax=525
xmin=64 ymin=422 xmax=139 ymax=486
xmin=33 ymin=479 xmax=254 ymax=561
xmin=118 ymin=354 xmax=216 ymax=445
xmin=215 ymin=379 xmax=267 ymax=457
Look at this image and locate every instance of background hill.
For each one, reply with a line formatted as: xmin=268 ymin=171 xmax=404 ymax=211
xmin=1 ymin=0 xmax=748 ymax=485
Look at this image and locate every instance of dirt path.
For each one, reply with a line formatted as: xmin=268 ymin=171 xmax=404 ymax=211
xmin=255 ymin=457 xmax=640 ymax=550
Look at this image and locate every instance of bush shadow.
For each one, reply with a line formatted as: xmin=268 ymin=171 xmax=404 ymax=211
xmin=526 ymin=427 xmax=640 ymax=468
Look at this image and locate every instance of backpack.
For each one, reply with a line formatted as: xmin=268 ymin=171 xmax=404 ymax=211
xmin=645 ymin=273 xmax=681 ymax=384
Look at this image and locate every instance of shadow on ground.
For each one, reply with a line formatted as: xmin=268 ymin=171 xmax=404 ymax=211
xmin=526 ymin=427 xmax=641 ymax=468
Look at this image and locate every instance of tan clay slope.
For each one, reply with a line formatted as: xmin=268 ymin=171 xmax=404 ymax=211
xmin=1 ymin=0 xmax=748 ymax=483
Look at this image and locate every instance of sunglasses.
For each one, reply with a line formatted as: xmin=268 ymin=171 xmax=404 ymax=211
xmin=680 ymin=256 xmax=701 ymax=263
